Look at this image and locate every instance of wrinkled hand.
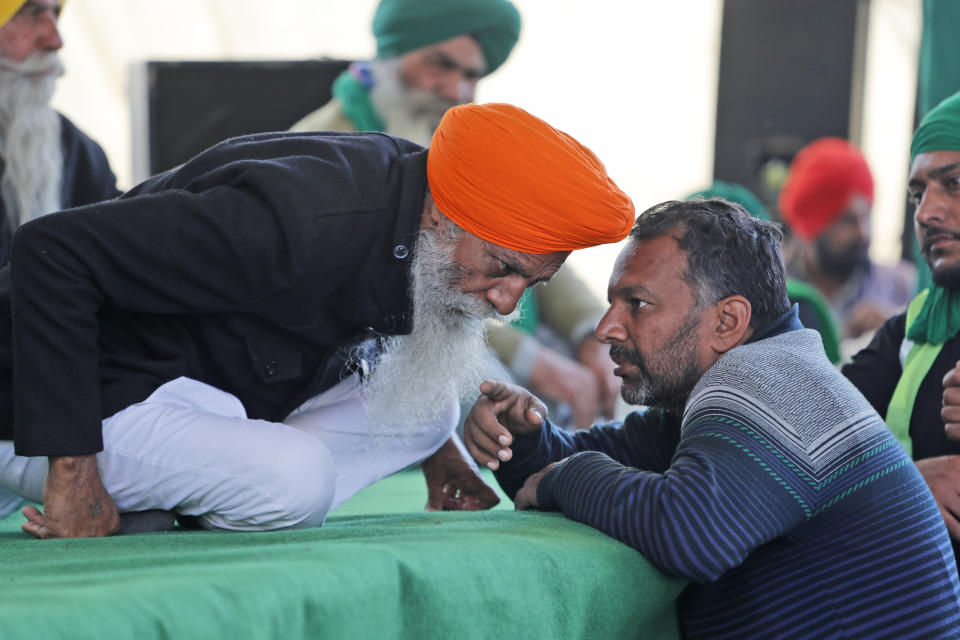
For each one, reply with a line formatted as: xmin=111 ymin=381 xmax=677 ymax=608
xmin=916 ymin=456 xmax=960 ymax=541
xmin=422 ymin=435 xmax=500 ymax=512
xmin=463 ymin=380 xmax=548 ymax=472
xmin=577 ymin=337 xmax=621 ymax=422
xmin=513 ymin=460 xmax=564 ymax=511
xmin=528 ymin=345 xmax=600 ymax=430
xmin=942 ymin=360 xmax=960 ymax=441
xmin=23 ymin=455 xmax=119 ymax=539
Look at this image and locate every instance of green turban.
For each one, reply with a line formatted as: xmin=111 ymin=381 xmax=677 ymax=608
xmin=685 ymin=180 xmax=771 ymax=221
xmin=373 ymin=0 xmax=521 ymax=75
xmin=911 ymin=89 xmax=960 ymax=161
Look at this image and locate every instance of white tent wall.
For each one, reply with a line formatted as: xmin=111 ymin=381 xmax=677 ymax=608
xmin=49 ymin=0 xmax=919 ymax=296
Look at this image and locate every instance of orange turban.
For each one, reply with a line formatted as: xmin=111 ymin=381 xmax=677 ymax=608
xmin=426 ymin=103 xmax=635 ymax=254
xmin=778 ymin=137 xmax=874 ymax=241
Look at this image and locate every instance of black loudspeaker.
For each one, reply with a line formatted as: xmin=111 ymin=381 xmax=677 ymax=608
xmin=713 ymin=0 xmax=867 ymax=217
xmin=138 ymin=59 xmax=351 ymax=176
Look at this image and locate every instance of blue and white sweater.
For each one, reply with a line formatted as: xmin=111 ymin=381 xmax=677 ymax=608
xmin=495 ymin=315 xmax=960 ymax=639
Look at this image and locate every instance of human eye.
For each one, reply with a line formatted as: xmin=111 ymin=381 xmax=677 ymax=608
xmin=628 ymin=298 xmax=648 ymax=313
xmin=490 ymin=259 xmax=515 ymax=278
xmin=907 ymin=186 xmax=924 ymax=206
xmin=945 ymin=174 xmax=960 ymax=194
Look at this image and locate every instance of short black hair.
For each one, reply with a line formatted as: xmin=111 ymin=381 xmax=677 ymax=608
xmin=630 ymin=199 xmax=790 ymax=329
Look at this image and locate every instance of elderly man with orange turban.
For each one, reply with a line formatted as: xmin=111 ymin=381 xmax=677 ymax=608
xmin=778 ymin=137 xmax=915 ymax=347
xmin=0 ymin=103 xmax=634 ymax=539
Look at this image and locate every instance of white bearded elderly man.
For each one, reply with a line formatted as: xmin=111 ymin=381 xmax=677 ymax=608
xmin=0 ymin=0 xmax=119 ymax=262
xmin=0 ymin=103 xmax=634 ymax=539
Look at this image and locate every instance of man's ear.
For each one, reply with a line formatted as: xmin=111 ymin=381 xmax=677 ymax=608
xmin=708 ymin=295 xmax=753 ymax=354
xmin=421 ymin=191 xmax=448 ymax=230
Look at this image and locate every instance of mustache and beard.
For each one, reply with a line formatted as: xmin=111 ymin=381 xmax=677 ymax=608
xmin=358 ymin=224 xmax=517 ymax=436
xmin=814 ymin=233 xmax=869 ymax=280
xmin=920 ymin=224 xmax=960 ymax=289
xmin=0 ymin=52 xmax=64 ymax=230
xmin=610 ymin=309 xmax=704 ymax=417
xmin=368 ymin=57 xmax=461 ymax=147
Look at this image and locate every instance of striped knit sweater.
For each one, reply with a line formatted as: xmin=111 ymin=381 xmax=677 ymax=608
xmin=495 ymin=325 xmax=960 ymax=639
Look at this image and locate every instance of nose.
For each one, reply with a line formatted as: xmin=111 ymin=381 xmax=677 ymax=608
xmin=594 ymin=306 xmax=627 ymax=344
xmin=486 ymin=277 xmax=527 ymax=316
xmin=434 ymin=73 xmax=475 ymax=104
xmin=36 ymin=10 xmax=63 ymax=52
xmin=915 ymin=189 xmax=948 ymax=229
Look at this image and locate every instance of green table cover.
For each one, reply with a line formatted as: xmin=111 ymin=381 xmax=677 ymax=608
xmin=0 ymin=472 xmax=686 ymax=639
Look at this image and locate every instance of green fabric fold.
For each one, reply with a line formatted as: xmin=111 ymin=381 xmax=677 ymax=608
xmin=331 ymin=70 xmax=386 ymax=133
xmin=373 ymin=0 xmax=521 ymax=75
xmin=907 ymin=285 xmax=960 ymax=345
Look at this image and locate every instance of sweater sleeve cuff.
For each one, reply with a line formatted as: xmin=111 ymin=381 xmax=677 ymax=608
xmin=536 ymin=461 xmax=564 ymax=511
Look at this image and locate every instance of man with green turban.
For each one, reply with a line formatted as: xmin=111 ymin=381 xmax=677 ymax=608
xmin=291 ymin=0 xmax=521 ymax=147
xmin=843 ymin=89 xmax=960 ymax=571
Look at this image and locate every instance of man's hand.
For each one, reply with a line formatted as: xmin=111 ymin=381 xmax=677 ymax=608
xmin=916 ymin=456 xmax=960 ymax=541
xmin=422 ymin=435 xmax=500 ymax=512
xmin=513 ymin=460 xmax=564 ymax=511
xmin=463 ymin=380 xmax=548 ymax=471
xmin=577 ymin=337 xmax=621 ymax=422
xmin=22 ymin=455 xmax=119 ymax=539
xmin=528 ymin=345 xmax=600 ymax=430
xmin=843 ymin=300 xmax=895 ymax=339
xmin=943 ymin=360 xmax=960 ymax=441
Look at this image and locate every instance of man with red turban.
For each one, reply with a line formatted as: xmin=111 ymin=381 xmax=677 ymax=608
xmin=0 ymin=102 xmax=634 ymax=539
xmin=779 ymin=137 xmax=914 ymax=347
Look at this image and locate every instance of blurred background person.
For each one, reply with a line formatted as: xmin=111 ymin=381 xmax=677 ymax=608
xmin=778 ymin=137 xmax=915 ymax=356
xmin=291 ymin=0 xmax=521 ymax=147
xmin=0 ymin=0 xmax=118 ymax=266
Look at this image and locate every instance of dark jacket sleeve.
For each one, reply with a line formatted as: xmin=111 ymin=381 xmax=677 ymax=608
xmin=59 ymin=113 xmax=121 ymax=206
xmin=841 ymin=313 xmax=906 ymax=417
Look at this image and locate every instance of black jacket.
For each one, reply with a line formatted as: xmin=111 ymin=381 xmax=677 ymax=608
xmin=0 ymin=113 xmax=120 ymax=265
xmin=842 ymin=312 xmax=960 ymax=460
xmin=3 ymin=131 xmax=427 ymax=456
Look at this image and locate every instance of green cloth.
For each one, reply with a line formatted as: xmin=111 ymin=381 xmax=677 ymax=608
xmin=373 ymin=0 xmax=521 ymax=75
xmin=785 ymin=279 xmax=842 ymax=364
xmin=907 ymin=285 xmax=960 ymax=345
xmin=911 ymin=90 xmax=960 ymax=162
xmin=887 ymin=290 xmax=942 ymax=456
xmin=0 ymin=472 xmax=686 ymax=639
xmin=331 ymin=70 xmax=386 ymax=133
xmin=917 ymin=1 xmax=960 ymax=138
xmin=510 ymin=288 xmax=540 ymax=334
xmin=686 ymin=180 xmax=771 ymax=221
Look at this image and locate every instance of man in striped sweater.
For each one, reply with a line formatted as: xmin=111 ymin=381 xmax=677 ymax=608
xmin=464 ymin=199 xmax=960 ymax=639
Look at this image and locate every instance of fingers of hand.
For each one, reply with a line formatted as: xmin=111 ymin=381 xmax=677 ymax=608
xmin=464 ymin=424 xmax=511 ymax=470
xmin=21 ymin=506 xmax=47 ymax=539
xmin=944 ymin=363 xmax=960 ymax=389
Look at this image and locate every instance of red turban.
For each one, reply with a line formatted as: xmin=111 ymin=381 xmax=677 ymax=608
xmin=426 ymin=103 xmax=635 ymax=254
xmin=778 ymin=137 xmax=874 ymax=241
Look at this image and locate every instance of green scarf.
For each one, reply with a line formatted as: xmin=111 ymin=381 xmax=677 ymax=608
xmin=331 ymin=70 xmax=386 ymax=133
xmin=906 ymin=285 xmax=960 ymax=344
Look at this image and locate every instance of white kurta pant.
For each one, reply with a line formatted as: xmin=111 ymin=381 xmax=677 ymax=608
xmin=0 ymin=375 xmax=458 ymax=531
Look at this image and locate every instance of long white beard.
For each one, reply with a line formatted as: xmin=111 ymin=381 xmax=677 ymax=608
xmin=0 ymin=52 xmax=64 ymax=230
xmin=359 ymin=226 xmax=514 ymax=436
xmin=368 ymin=57 xmax=460 ymax=147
